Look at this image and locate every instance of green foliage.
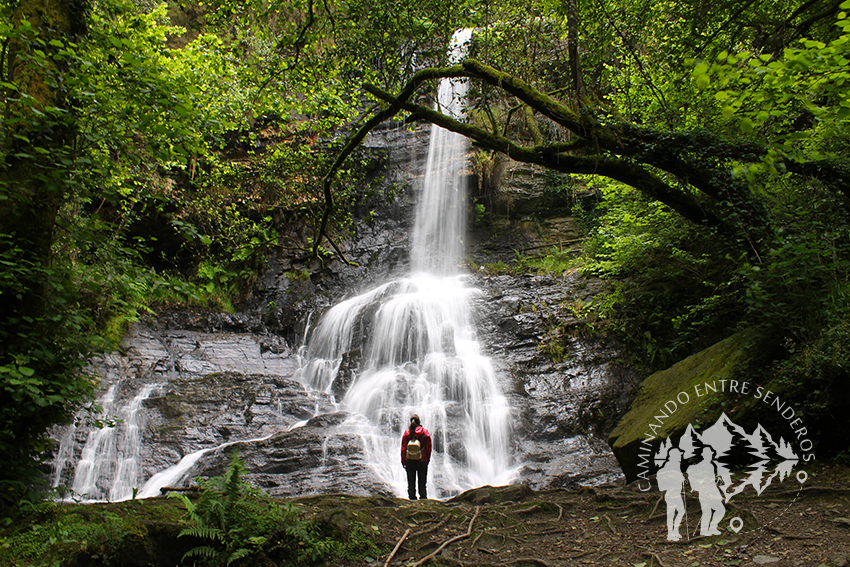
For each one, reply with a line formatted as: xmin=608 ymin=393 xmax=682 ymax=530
xmin=489 ymin=2 xmax=850 ymax=393
xmin=515 ymin=248 xmax=578 ymax=275
xmin=172 ymin=451 xmax=279 ymax=567
xmin=0 ymin=234 xmax=100 ymax=509
xmin=284 ymin=269 xmax=311 ymax=282
xmin=770 ymin=283 xmax=850 ymax=419
xmin=0 ymin=499 xmax=186 ymax=566
xmin=561 ymin=166 xmax=850 ymax=380
xmin=561 ymin=182 xmax=736 ymax=370
xmin=694 ymin=1 xmax=850 ymax=156
xmin=171 ymin=451 xmax=381 ymax=567
xmin=0 ymin=463 xmax=382 ymax=567
xmin=473 ymin=202 xmax=488 ymax=226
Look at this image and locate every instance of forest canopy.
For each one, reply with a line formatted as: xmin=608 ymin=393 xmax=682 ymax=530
xmin=1 ymin=0 xmax=850 ymax=507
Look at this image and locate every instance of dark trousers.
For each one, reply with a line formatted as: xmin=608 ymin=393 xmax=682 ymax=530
xmin=406 ymin=461 xmax=428 ymax=500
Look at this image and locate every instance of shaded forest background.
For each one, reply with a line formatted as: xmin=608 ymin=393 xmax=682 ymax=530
xmin=1 ymin=0 xmax=850 ymax=513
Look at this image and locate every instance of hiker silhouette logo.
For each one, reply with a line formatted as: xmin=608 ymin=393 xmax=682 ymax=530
xmin=654 ymin=413 xmax=806 ymax=541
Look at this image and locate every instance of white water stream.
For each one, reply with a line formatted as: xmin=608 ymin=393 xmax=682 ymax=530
xmin=52 ymin=382 xmax=161 ymax=501
xmin=297 ymin=29 xmax=516 ymax=498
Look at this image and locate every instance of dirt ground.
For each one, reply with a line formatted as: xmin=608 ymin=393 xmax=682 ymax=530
xmin=298 ymin=462 xmax=850 ymax=567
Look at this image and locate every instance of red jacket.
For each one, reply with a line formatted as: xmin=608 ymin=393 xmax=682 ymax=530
xmin=401 ymin=426 xmax=432 ymax=465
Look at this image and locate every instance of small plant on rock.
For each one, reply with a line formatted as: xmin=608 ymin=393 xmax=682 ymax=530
xmin=171 ymin=450 xmax=319 ymax=566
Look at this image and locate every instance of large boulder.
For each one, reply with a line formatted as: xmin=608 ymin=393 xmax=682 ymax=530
xmin=607 ymin=330 xmax=760 ymax=484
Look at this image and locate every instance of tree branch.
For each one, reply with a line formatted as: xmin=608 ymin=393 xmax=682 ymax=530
xmin=312 ymin=65 xmax=467 ymax=258
xmin=318 ymin=60 xmax=850 ymax=262
xmin=363 ymin=81 xmax=727 ymax=231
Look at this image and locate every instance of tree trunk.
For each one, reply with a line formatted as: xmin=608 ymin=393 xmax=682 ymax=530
xmin=567 ymin=0 xmax=583 ymax=102
xmin=0 ymin=0 xmax=81 ymax=328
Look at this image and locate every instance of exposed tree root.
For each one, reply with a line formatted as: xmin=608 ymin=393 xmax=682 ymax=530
xmin=773 ymin=486 xmax=850 ymax=497
xmin=641 ymin=551 xmax=669 ymax=567
xmin=648 ymin=495 xmax=663 ymax=519
xmin=603 ymin=513 xmax=620 ymax=536
xmin=410 ymin=506 xmax=480 ymax=567
xmin=412 ymin=515 xmax=450 ymax=537
xmin=384 ymin=528 xmax=410 ymax=567
xmin=520 ymin=527 xmax=571 ymax=537
xmin=438 ymin=557 xmax=553 ymax=567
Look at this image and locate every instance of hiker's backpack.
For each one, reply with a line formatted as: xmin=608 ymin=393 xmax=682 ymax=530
xmin=406 ymin=435 xmax=422 ymax=461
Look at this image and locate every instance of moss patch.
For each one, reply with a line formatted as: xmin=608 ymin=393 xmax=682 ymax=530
xmin=608 ymin=329 xmax=761 ymax=483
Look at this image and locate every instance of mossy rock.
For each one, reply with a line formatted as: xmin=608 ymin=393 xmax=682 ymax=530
xmin=608 ymin=330 xmax=761 ymax=483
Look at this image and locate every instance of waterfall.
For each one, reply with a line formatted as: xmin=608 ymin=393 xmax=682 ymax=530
xmin=49 ymin=29 xmax=522 ymax=502
xmin=52 ymin=382 xmax=160 ymax=501
xmin=297 ymin=29 xmax=516 ymax=498
xmin=411 ymin=29 xmax=472 ymax=274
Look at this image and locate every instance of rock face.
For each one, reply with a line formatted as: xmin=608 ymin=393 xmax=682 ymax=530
xmin=469 ymin=271 xmax=638 ymax=489
xmin=191 ymin=412 xmax=393 ymax=497
xmin=493 ymin=160 xmax=551 ymax=217
xmin=52 ymin=267 xmax=636 ymax=500
xmin=242 ymin=122 xmax=431 ymax=346
xmin=50 ymin=320 xmax=336 ymax=500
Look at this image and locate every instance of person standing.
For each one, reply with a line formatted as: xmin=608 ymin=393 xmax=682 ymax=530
xmin=401 ymin=414 xmax=432 ymax=500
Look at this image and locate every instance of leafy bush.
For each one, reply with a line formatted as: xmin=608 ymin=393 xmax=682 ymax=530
xmin=765 ymin=284 xmax=850 ymax=441
xmin=539 ymin=174 xmax=850 ymax=387
xmin=172 ymin=451 xmax=381 ymax=566
xmin=0 ymin=234 xmax=101 ymax=511
xmin=567 ymin=182 xmax=741 ymax=371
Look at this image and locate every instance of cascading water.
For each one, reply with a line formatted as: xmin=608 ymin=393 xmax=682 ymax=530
xmin=52 ymin=382 xmax=160 ymax=501
xmin=410 ymin=29 xmax=471 ymax=275
xmin=297 ymin=29 xmax=516 ymax=498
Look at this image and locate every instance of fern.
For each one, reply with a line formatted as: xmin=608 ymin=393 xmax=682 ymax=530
xmin=169 ymin=492 xmax=204 ymax=526
xmin=225 ymin=548 xmax=252 ymax=566
xmin=171 ymin=449 xmax=356 ymax=566
xmin=181 ymin=545 xmax=223 ymax=562
xmin=178 ymin=525 xmax=224 ymax=542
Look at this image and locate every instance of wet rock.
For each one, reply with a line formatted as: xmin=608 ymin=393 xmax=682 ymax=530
xmin=331 ymin=349 xmax=361 ymax=400
xmin=467 ymin=269 xmax=639 ymax=490
xmin=191 ymin=412 xmax=394 ymax=497
xmin=493 ymin=160 xmax=549 ymax=217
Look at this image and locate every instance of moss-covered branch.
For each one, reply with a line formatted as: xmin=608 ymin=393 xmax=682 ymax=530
xmin=312 ymin=65 xmax=468 ymax=259
xmin=318 ymin=59 xmax=850 ymax=260
xmin=362 ymin=82 xmax=727 ymax=232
